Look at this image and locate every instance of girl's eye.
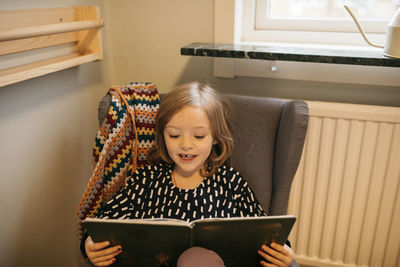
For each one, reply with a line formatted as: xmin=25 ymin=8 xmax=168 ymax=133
xmin=194 ymin=136 xmax=205 ymax=139
xmin=169 ymin=135 xmax=180 ymax=138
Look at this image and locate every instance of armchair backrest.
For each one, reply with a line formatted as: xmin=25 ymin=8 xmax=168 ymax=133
xmin=226 ymin=95 xmax=308 ymax=215
xmin=97 ymin=93 xmax=309 ymax=216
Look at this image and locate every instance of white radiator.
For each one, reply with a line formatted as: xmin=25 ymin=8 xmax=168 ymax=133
xmin=288 ymin=101 xmax=400 ymax=267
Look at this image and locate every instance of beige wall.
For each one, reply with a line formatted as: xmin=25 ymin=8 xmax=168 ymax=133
xmin=103 ymin=0 xmax=216 ymax=93
xmin=0 ymin=1 xmax=109 ymax=266
xmin=104 ymin=0 xmax=399 ymax=107
xmin=0 ymin=0 xmax=399 ymax=267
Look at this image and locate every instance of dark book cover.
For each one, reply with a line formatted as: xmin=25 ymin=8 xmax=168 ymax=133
xmin=83 ymin=215 xmax=296 ymax=267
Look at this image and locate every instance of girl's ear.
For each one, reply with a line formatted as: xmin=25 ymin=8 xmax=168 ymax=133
xmin=213 ymin=138 xmax=218 ymax=145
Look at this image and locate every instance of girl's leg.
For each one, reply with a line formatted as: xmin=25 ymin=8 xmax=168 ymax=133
xmin=177 ymin=246 xmax=225 ymax=267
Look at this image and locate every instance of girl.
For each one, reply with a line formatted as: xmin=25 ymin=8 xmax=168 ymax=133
xmin=83 ymin=82 xmax=294 ymax=267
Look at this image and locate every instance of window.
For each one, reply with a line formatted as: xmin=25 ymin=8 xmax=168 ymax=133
xmin=240 ymin=0 xmax=399 ymax=46
xmin=213 ymin=0 xmax=400 ymax=87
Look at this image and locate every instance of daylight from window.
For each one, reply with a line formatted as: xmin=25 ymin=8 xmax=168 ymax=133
xmin=268 ymin=0 xmax=398 ymax=20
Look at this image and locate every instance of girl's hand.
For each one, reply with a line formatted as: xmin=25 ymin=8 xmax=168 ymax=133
xmin=257 ymin=242 xmax=294 ymax=267
xmin=85 ymin=236 xmax=122 ymax=266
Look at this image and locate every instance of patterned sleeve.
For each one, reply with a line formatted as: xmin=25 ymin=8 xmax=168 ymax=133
xmin=97 ymin=167 xmax=149 ymax=219
xmin=232 ymin=171 xmax=266 ymax=217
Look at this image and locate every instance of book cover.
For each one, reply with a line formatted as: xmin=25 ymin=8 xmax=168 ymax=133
xmin=83 ymin=215 xmax=296 ymax=267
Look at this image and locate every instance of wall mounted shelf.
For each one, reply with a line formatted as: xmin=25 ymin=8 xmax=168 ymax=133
xmin=0 ymin=6 xmax=104 ymax=87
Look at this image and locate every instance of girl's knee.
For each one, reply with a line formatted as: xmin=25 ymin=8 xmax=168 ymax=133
xmin=177 ymin=246 xmax=225 ymax=267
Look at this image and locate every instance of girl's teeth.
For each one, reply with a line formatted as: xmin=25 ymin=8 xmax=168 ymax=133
xmin=181 ymin=154 xmax=195 ymax=159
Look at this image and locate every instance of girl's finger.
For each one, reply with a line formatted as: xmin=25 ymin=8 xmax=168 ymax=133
xmin=88 ymin=241 xmax=111 ymax=252
xmin=270 ymin=243 xmax=290 ymax=256
xmin=92 ymin=250 xmax=121 ymax=265
xmin=261 ymin=244 xmax=293 ymax=267
xmin=258 ymin=247 xmax=284 ymax=266
xmin=89 ymin=245 xmax=122 ymax=260
xmin=95 ymin=257 xmax=116 ymax=266
xmin=259 ymin=259 xmax=273 ymax=267
xmin=261 ymin=245 xmax=284 ymax=261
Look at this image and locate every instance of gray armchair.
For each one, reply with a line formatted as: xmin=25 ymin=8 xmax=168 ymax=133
xmin=98 ymin=93 xmax=309 ymax=217
xmin=97 ymin=92 xmax=308 ymax=267
xmin=226 ymin=94 xmax=308 ymax=216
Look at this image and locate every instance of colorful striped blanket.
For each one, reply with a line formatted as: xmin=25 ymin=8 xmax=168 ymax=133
xmin=76 ymin=82 xmax=159 ymax=241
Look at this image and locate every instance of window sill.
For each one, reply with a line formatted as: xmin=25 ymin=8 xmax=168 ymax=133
xmin=181 ymin=42 xmax=400 ymax=68
xmin=181 ymin=42 xmax=400 ymax=87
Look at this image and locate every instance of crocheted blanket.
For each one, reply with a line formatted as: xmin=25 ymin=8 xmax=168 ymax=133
xmin=76 ymin=82 xmax=159 ymax=241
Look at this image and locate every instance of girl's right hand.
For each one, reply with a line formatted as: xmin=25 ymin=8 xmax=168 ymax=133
xmin=85 ymin=236 xmax=122 ymax=266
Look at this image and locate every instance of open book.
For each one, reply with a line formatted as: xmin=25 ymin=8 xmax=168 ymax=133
xmin=83 ymin=215 xmax=296 ymax=267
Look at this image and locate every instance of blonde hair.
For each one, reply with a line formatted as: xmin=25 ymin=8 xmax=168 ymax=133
xmin=147 ymin=82 xmax=234 ymax=176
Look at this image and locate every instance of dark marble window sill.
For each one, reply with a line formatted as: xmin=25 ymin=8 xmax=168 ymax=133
xmin=181 ymin=42 xmax=400 ymax=68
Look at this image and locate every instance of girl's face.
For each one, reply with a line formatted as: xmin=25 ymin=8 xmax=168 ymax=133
xmin=164 ymin=106 xmax=216 ymax=178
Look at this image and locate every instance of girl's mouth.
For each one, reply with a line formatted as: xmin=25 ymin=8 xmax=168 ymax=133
xmin=179 ymin=154 xmax=197 ymax=161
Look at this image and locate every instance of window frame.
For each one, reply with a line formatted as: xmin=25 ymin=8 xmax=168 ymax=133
xmin=241 ymin=0 xmax=389 ymax=46
xmin=254 ymin=0 xmax=390 ymax=32
xmin=212 ymin=0 xmax=400 ymax=87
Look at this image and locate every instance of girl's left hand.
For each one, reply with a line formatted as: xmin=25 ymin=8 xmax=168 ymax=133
xmin=257 ymin=242 xmax=294 ymax=267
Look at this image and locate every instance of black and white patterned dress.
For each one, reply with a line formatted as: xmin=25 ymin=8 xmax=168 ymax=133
xmin=97 ymin=163 xmax=266 ymax=221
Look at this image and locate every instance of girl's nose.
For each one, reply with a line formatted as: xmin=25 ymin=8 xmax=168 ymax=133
xmin=180 ymin=136 xmax=194 ymax=150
